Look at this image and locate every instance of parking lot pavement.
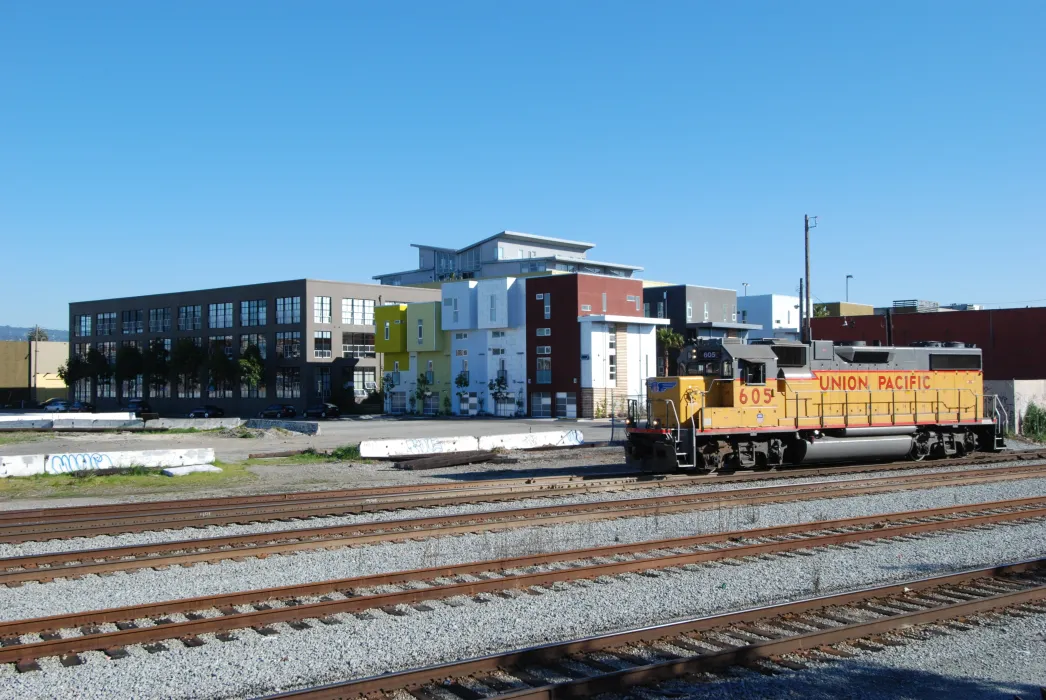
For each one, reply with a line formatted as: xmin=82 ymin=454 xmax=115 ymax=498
xmin=0 ymin=418 xmax=618 ymax=463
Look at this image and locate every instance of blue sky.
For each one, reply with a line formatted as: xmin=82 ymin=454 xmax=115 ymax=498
xmin=2 ymin=1 xmax=1043 ymax=328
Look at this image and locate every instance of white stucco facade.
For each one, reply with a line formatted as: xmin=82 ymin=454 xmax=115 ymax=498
xmin=738 ymin=294 xmax=801 ymax=341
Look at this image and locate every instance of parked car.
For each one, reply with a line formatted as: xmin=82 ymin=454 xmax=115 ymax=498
xmin=43 ymin=399 xmax=70 ymax=412
xmin=188 ymin=405 xmax=225 ymax=418
xmin=304 ymin=403 xmax=340 ymax=419
xmin=258 ymin=404 xmax=297 ymax=419
xmin=70 ymin=401 xmax=95 ymax=413
xmin=127 ymin=399 xmax=152 ymax=416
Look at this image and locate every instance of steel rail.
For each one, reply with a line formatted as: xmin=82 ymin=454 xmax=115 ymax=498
xmin=3 ymin=451 xmax=1041 ymax=541
xmin=260 ymin=559 xmax=1046 ymax=699
xmin=2 ymin=498 xmax=1045 ymax=665
xmin=3 ymin=465 xmax=1045 ymax=585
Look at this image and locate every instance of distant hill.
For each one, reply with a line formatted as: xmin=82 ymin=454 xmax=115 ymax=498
xmin=0 ymin=326 xmax=69 ymax=342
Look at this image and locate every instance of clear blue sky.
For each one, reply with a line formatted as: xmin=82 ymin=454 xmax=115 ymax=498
xmin=2 ymin=1 xmax=1043 ymax=328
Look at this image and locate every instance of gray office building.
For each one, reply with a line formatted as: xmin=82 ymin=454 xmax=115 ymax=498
xmin=68 ymin=279 xmax=440 ymax=415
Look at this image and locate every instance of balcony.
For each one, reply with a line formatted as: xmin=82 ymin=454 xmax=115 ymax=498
xmin=343 ymin=344 xmax=376 ymax=359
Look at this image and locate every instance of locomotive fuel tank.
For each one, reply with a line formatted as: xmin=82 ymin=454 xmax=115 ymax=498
xmin=786 ymin=435 xmax=915 ymax=465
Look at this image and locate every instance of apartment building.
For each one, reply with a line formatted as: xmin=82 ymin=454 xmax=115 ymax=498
xmin=373 ymin=231 xmax=641 ymax=286
xmin=374 ymin=301 xmax=454 ymax=416
xmin=737 ymin=294 xmax=802 ymax=342
xmin=525 ymin=274 xmax=667 ymax=419
xmin=68 ymin=279 xmax=439 ymax=415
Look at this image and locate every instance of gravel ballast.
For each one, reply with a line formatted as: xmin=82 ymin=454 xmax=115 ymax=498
xmin=0 ymin=519 xmax=1044 ymax=699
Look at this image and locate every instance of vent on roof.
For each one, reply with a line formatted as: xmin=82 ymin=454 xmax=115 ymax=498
xmin=930 ymin=354 xmax=981 ymax=370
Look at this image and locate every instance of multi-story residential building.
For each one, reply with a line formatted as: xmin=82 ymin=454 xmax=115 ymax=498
xmin=525 ymin=274 xmax=667 ymax=419
xmin=373 ymin=231 xmax=641 ymax=286
xmin=68 ymin=280 xmax=439 ymax=414
xmin=737 ymin=294 xmax=802 ymax=342
xmin=441 ymin=277 xmax=528 ymax=416
xmin=643 ymin=284 xmax=761 ymax=374
xmin=374 ymin=302 xmax=454 ymax=416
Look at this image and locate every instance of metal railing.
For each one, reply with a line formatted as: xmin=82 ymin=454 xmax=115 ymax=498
xmin=342 ymin=345 xmax=376 ymax=359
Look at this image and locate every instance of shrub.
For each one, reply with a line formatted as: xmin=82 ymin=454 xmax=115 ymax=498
xmin=1024 ymin=403 xmax=1046 ymax=439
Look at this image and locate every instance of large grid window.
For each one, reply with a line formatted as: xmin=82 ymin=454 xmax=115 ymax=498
xmin=342 ymin=298 xmax=375 ymax=325
xmin=96 ymin=376 xmax=115 ymax=398
xmin=342 ymin=332 xmax=375 ymax=358
xmin=178 ymin=305 xmax=202 ymax=331
xmin=531 ymin=392 xmax=552 ymax=418
xmin=313 ymin=296 xmax=332 ymax=324
xmin=210 ymin=335 xmax=234 ymax=357
xmin=276 ymin=368 xmax=301 ymax=398
xmin=315 ymin=366 xmax=331 ymax=400
xmin=209 ymin=302 xmax=233 ymax=329
xmin=353 ymin=368 xmax=377 ymax=399
xmin=240 ymin=333 xmax=267 ymax=359
xmin=241 ymin=379 xmax=266 ymax=399
xmin=536 ymin=357 xmax=552 ymax=384
xmin=275 ymin=332 xmax=301 ymax=359
xmin=314 ymin=331 xmax=332 ymax=358
xmin=276 ymin=297 xmax=301 ymax=324
xmin=96 ymin=312 xmax=116 ymax=336
xmin=96 ymin=341 xmax=117 ymax=363
xmin=241 ymin=300 xmax=267 ymax=327
xmin=73 ymin=343 xmax=90 ymax=358
xmin=73 ymin=379 xmax=91 ymax=402
xmin=121 ymin=309 xmax=143 ymax=334
xmin=148 ymin=308 xmax=171 ymax=333
xmin=122 ymin=375 xmax=143 ymax=400
xmin=73 ymin=315 xmax=92 ymax=337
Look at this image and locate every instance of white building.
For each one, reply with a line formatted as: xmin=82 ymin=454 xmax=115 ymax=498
xmin=737 ymin=294 xmax=802 ymax=341
xmin=579 ymin=316 xmax=661 ymax=416
xmin=441 ymin=278 xmax=528 ymax=416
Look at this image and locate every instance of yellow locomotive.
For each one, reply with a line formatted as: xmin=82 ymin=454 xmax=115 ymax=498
xmin=625 ymin=338 xmax=1006 ymax=472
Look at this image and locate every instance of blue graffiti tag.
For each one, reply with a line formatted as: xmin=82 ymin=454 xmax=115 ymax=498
xmin=46 ymin=453 xmax=116 ymax=475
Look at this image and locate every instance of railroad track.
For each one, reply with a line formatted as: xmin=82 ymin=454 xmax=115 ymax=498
xmin=4 ymin=463 xmax=1046 ymax=585
xmin=4 ymin=463 xmax=1045 ymax=585
xmin=2 ymin=495 xmax=1045 ymax=669
xmin=262 ymin=558 xmax=1046 ymax=699
xmin=3 ymin=450 xmax=1042 ymax=542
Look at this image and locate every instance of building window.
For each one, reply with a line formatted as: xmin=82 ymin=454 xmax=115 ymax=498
xmin=536 ymin=357 xmax=551 ymax=384
xmin=489 ymin=295 xmax=497 ymax=323
xmin=314 ymin=331 xmax=332 ymax=358
xmin=209 ymin=335 xmax=234 ymax=356
xmin=353 ymin=368 xmax=377 ymax=399
xmin=491 ymin=348 xmax=505 ymax=355
xmin=121 ymin=310 xmax=143 ymax=334
xmin=384 ymin=321 xmax=390 ymax=341
xmin=148 ymin=308 xmax=171 ymax=333
xmin=544 ymin=293 xmax=551 ymax=319
xmin=241 ymin=378 xmax=266 ymax=399
xmin=96 ymin=376 xmax=115 ymax=399
xmin=536 ymin=346 xmax=551 ymax=355
xmin=497 ymin=245 xmax=505 ymax=260
xmin=389 ymin=391 xmax=407 ymax=414
xmin=425 ymin=360 xmax=434 ymax=384
xmin=722 ymin=303 xmax=729 ymax=321
xmin=607 ymin=324 xmax=617 ymax=382
xmin=209 ymin=302 xmax=233 ymax=329
xmin=531 ymin=392 xmax=552 ymax=417
xmin=313 ymin=296 xmax=332 ymax=324
xmin=177 ymin=305 xmax=202 ymax=331
xmin=657 ymin=302 xmax=664 ymax=319
xmin=452 ymin=297 xmax=459 ymax=323
xmin=276 ymin=368 xmax=301 ymax=398
xmin=536 ymin=328 xmax=551 ymax=337
xmin=556 ymin=392 xmax=577 ymax=418
xmin=96 ymin=312 xmax=117 ymax=336
xmin=73 ymin=315 xmax=92 ymax=337
xmin=686 ymin=302 xmax=693 ymax=321
xmin=241 ymin=300 xmax=267 ymax=327
xmin=703 ymin=302 xmax=709 ymax=321
xmin=491 ymin=330 xmax=505 ymax=338
xmin=342 ymin=332 xmax=375 ymax=358
xmin=581 ymin=305 xmax=591 ymax=312
xmin=342 ymin=298 xmax=375 ymax=325
xmin=455 ymin=332 xmax=468 ymax=340
xmin=643 ymin=303 xmax=650 ymax=317
xmin=74 ymin=378 xmax=92 ymax=402
xmin=208 ymin=337 xmax=235 ymax=398
xmin=315 ymin=366 xmax=331 ymax=400
xmin=601 ymin=292 xmax=607 ymax=313
xmin=455 ymin=349 xmax=468 ymax=356
xmin=240 ymin=333 xmax=267 ymax=359
xmin=275 ymin=297 xmax=301 ymax=324
xmin=275 ymin=331 xmax=301 ymax=359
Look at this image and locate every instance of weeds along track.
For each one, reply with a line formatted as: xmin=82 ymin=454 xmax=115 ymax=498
xmin=3 ymin=451 xmax=1042 ymax=542
xmin=1 ymin=496 xmax=1045 ymax=669
xmin=262 ymin=558 xmax=1046 ymax=699
xmin=3 ymin=464 xmax=1045 ymax=585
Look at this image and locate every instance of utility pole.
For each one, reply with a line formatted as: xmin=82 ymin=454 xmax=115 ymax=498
xmin=798 ymin=278 xmax=805 ymax=344
xmin=846 ymin=274 xmax=853 ymax=303
xmin=742 ymin=282 xmax=748 ymax=297
xmin=804 ymin=214 xmax=818 ymax=344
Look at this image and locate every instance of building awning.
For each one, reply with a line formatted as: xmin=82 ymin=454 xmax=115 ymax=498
xmin=578 ymin=315 xmax=671 ymax=325
xmin=686 ymin=321 xmax=763 ymax=330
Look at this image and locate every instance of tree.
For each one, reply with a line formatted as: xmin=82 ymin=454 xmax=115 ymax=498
xmin=238 ymin=344 xmax=265 ymax=398
xmin=85 ymin=347 xmax=112 ymax=403
xmin=206 ymin=342 xmax=239 ymax=399
xmin=413 ymin=372 xmax=432 ymax=415
xmin=142 ymin=340 xmax=171 ymax=401
xmin=113 ymin=344 xmax=144 ymax=405
xmin=26 ymin=326 xmax=49 ymax=341
xmin=169 ymin=338 xmax=206 ymax=398
xmin=656 ymin=327 xmax=685 ymax=377
xmin=57 ymin=354 xmax=89 ymax=397
xmin=813 ymin=303 xmax=830 ymax=318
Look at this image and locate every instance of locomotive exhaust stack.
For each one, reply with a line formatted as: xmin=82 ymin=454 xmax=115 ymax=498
xmin=625 ymin=338 xmax=1005 ymax=473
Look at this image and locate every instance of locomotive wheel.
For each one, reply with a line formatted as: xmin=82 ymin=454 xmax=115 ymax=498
xmin=909 ymin=433 xmax=931 ymax=461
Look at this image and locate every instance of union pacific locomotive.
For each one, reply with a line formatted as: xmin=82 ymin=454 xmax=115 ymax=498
xmin=625 ymin=338 xmax=1006 ymax=473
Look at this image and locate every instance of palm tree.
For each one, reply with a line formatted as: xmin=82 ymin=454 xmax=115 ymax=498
xmin=656 ymin=327 xmax=685 ymax=377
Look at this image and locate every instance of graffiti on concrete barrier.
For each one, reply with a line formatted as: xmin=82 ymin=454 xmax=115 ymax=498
xmin=45 ymin=453 xmax=116 ymax=474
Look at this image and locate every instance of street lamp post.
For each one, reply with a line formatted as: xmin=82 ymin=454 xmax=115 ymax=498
xmin=742 ymin=282 xmax=748 ymax=297
xmin=846 ymin=274 xmax=854 ymax=302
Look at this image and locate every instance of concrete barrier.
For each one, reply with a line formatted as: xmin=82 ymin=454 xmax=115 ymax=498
xmin=0 ymin=412 xmax=135 ymax=422
xmin=0 ymin=448 xmax=216 ymax=478
xmin=0 ymin=420 xmax=53 ymax=430
xmin=146 ymin=418 xmax=246 ymax=430
xmin=51 ymin=418 xmax=144 ymax=430
xmin=359 ymin=430 xmax=585 ymax=459
xmin=163 ymin=465 xmax=223 ymax=477
xmin=245 ymin=419 xmax=320 ymax=435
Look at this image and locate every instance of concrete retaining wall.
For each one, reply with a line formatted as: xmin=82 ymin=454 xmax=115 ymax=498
xmin=0 ymin=448 xmax=216 ymax=478
xmin=146 ymin=418 xmax=246 ymax=430
xmin=359 ymin=430 xmax=585 ymax=459
xmin=0 ymin=412 xmax=136 ymax=422
xmin=245 ymin=419 xmax=320 ymax=435
xmin=985 ymin=379 xmax=1046 ymax=433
